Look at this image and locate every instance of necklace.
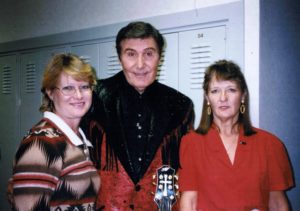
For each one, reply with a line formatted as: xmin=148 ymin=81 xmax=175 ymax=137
xmin=77 ymin=132 xmax=90 ymax=161
xmin=82 ymin=143 xmax=90 ymax=161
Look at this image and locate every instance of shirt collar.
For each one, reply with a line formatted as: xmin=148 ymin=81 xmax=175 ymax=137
xmin=44 ymin=111 xmax=92 ymax=147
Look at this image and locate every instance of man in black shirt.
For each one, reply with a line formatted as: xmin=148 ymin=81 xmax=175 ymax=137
xmin=85 ymin=21 xmax=194 ymax=211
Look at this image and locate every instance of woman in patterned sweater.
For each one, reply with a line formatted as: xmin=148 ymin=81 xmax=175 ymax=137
xmin=9 ymin=53 xmax=100 ymax=211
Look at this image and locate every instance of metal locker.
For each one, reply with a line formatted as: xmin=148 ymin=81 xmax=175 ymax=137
xmin=157 ymin=33 xmax=179 ymax=90
xmin=71 ymin=43 xmax=100 ymax=76
xmin=178 ymin=26 xmax=226 ymax=127
xmin=99 ymin=41 xmax=121 ymax=80
xmin=0 ymin=54 xmax=19 ymax=211
xmin=19 ymin=52 xmax=45 ymax=138
xmin=19 ymin=48 xmax=66 ymax=139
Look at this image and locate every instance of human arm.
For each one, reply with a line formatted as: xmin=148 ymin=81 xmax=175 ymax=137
xmin=269 ymin=191 xmax=290 ymax=211
xmin=11 ymin=138 xmax=62 ymax=211
xmin=178 ymin=132 xmax=200 ymax=211
xmin=263 ymin=132 xmax=294 ymax=211
xmin=180 ymin=191 xmax=198 ymax=211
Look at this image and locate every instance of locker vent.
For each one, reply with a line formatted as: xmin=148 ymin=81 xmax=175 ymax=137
xmin=107 ymin=55 xmax=121 ymax=77
xmin=80 ymin=55 xmax=92 ymax=64
xmin=2 ymin=65 xmax=13 ymax=94
xmin=189 ymin=43 xmax=212 ymax=89
xmin=157 ymin=51 xmax=167 ymax=84
xmin=25 ymin=63 xmax=37 ymax=93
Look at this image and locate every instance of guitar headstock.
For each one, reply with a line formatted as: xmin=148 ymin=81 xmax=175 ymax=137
xmin=154 ymin=165 xmax=177 ymax=210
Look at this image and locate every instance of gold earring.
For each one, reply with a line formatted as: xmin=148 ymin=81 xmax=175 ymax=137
xmin=207 ymin=104 xmax=211 ymax=115
xmin=240 ymin=101 xmax=245 ymax=114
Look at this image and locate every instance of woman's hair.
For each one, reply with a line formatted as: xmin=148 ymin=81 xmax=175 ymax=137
xmin=116 ymin=21 xmax=165 ymax=58
xmin=196 ymin=59 xmax=256 ymax=136
xmin=39 ymin=53 xmax=97 ymax=112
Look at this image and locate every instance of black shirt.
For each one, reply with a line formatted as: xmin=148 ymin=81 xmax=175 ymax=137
xmin=121 ymin=82 xmax=152 ymax=182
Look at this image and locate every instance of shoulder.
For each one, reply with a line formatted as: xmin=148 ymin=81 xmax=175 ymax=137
xmin=155 ymin=82 xmax=192 ymax=103
xmin=180 ymin=130 xmax=204 ymax=154
xmin=153 ymin=82 xmax=194 ymax=115
xmin=92 ymin=72 xmax=128 ymax=105
xmin=22 ymin=119 xmax=65 ymax=145
xmin=182 ymin=130 xmax=202 ymax=139
xmin=249 ymin=127 xmax=286 ymax=149
xmin=95 ymin=71 xmax=123 ymax=94
xmin=252 ymin=127 xmax=282 ymax=142
xmin=181 ymin=130 xmax=203 ymax=146
xmin=15 ymin=119 xmax=66 ymax=164
xmin=153 ymin=83 xmax=195 ymax=128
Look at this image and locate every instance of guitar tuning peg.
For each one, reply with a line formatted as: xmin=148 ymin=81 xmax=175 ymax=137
xmin=152 ymin=182 xmax=157 ymax=186
xmin=174 ymin=184 xmax=179 ymax=190
xmin=152 ymin=174 xmax=156 ymax=179
xmin=174 ymin=175 xmax=178 ymax=180
xmin=151 ymin=191 xmax=155 ymax=195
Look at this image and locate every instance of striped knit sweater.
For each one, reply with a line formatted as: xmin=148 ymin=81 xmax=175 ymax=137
xmin=11 ymin=112 xmax=100 ymax=211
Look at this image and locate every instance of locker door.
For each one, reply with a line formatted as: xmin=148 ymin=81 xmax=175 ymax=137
xmin=40 ymin=48 xmax=67 ymax=69
xmin=20 ymin=52 xmax=43 ymax=138
xmin=19 ymin=48 xmax=67 ymax=138
xmin=99 ymin=41 xmax=121 ymax=79
xmin=157 ymin=33 xmax=179 ymax=89
xmin=178 ymin=26 xmax=226 ymax=127
xmin=0 ymin=54 xmax=19 ymax=211
xmin=71 ymin=43 xmax=100 ymax=75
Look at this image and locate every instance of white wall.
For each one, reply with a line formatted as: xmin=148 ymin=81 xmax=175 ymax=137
xmin=244 ymin=0 xmax=260 ymax=126
xmin=0 ymin=0 xmax=239 ymax=43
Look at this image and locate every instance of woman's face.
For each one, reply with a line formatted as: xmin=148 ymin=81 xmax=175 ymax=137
xmin=206 ymin=75 xmax=245 ymax=123
xmin=47 ymin=72 xmax=92 ymax=126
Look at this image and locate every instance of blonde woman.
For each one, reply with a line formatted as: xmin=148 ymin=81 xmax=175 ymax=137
xmin=9 ymin=53 xmax=100 ymax=210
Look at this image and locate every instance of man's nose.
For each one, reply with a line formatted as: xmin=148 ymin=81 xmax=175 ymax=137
xmin=137 ymin=55 xmax=145 ymax=69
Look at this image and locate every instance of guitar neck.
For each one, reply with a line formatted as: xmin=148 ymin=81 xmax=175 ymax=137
xmin=158 ymin=196 xmax=172 ymax=211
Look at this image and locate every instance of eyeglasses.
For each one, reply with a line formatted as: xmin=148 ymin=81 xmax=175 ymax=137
xmin=55 ymin=85 xmax=93 ymax=96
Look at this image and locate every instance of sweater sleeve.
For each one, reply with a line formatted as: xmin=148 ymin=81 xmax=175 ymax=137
xmin=12 ymin=137 xmax=62 ymax=211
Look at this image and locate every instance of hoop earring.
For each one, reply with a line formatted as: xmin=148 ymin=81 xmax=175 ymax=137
xmin=207 ymin=104 xmax=212 ymax=115
xmin=240 ymin=101 xmax=245 ymax=114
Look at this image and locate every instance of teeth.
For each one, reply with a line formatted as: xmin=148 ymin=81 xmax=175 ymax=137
xmin=73 ymin=102 xmax=84 ymax=106
xmin=134 ymin=72 xmax=147 ymax=76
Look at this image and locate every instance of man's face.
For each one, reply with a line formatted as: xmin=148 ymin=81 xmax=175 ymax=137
xmin=119 ymin=37 xmax=160 ymax=93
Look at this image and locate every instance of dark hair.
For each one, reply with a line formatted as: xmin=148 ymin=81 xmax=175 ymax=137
xmin=116 ymin=21 xmax=165 ymax=58
xmin=40 ymin=53 xmax=97 ymax=112
xmin=196 ymin=60 xmax=256 ymax=136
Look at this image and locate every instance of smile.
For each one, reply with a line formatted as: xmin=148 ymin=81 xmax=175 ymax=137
xmin=133 ymin=72 xmax=148 ymax=76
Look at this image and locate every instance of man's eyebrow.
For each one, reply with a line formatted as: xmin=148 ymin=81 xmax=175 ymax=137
xmin=123 ymin=47 xmax=157 ymax=52
xmin=144 ymin=47 xmax=157 ymax=51
xmin=123 ymin=48 xmax=135 ymax=51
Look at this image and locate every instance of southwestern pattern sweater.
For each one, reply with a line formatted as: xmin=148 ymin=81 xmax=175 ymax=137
xmin=11 ymin=112 xmax=100 ymax=211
